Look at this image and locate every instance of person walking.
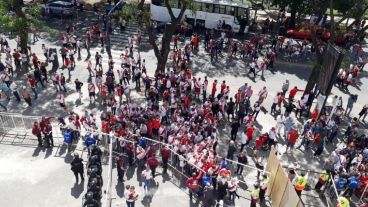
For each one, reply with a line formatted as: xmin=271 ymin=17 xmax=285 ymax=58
xmin=28 ymin=75 xmax=38 ymax=99
xmin=286 ymin=128 xmax=299 ymax=153
xmin=259 ymin=174 xmax=269 ymax=203
xmin=230 ymin=121 xmax=240 ymax=141
xmin=57 ymin=92 xmax=67 ymax=111
xmin=70 ymin=152 xmax=84 ymax=183
xmin=141 ymin=165 xmax=152 ymax=193
xmin=32 ymin=121 xmax=43 ymax=146
xmin=252 ymin=101 xmax=261 ymax=120
xmin=345 ymin=94 xmax=357 ymax=117
xmin=116 ymin=155 xmax=126 ymax=182
xmin=288 ymin=86 xmax=303 ymax=102
xmin=75 ymin=78 xmax=83 ymax=100
xmin=227 ymin=177 xmax=239 ymax=203
xmin=226 ymin=140 xmax=237 ymax=160
xmin=358 ymin=104 xmax=368 ymax=122
xmin=257 ymin=87 xmax=268 ymax=104
xmin=60 ymin=73 xmax=67 ymax=92
xmin=236 ymin=151 xmax=248 ymax=175
xmin=9 ymin=81 xmax=21 ymax=102
xmin=147 ymin=155 xmax=159 ymax=178
xmin=281 ymin=80 xmax=289 ymax=96
xmin=22 ymin=87 xmax=32 ymax=107
xmin=247 ymin=61 xmax=257 ymax=78
xmin=187 ymin=173 xmax=200 ymax=201
xmin=250 ymin=184 xmax=260 ymax=207
xmin=161 ymin=145 xmax=170 ymax=174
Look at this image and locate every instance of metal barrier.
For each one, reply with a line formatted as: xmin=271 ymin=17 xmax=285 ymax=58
xmin=0 ymin=112 xmax=272 ymax=206
xmin=0 ymin=112 xmax=64 ymax=145
xmin=324 ymin=178 xmax=341 ymax=207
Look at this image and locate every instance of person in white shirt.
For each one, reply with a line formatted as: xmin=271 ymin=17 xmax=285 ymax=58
xmin=275 ymin=114 xmax=285 ymax=136
xmin=258 ymin=86 xmax=268 ymax=104
xmin=9 ymin=81 xmax=21 ymax=102
xmin=141 ymin=166 xmax=152 ymax=193
xmin=57 ymin=92 xmax=67 ymax=111
xmin=126 ymin=185 xmax=139 ymax=206
xmin=239 ymin=131 xmax=247 ymax=152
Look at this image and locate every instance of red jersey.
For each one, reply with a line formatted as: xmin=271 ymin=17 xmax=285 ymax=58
xmin=246 ymin=127 xmax=254 ymax=140
xmin=287 ymin=130 xmax=299 ymax=143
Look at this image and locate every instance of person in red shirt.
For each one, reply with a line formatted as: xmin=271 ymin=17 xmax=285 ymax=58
xmin=288 ymin=86 xmax=303 ymax=102
xmin=183 ymin=95 xmax=190 ymax=108
xmin=147 ymin=155 xmax=159 ymax=178
xmin=31 ymin=53 xmax=39 ymax=69
xmin=12 ymin=49 xmax=21 ymax=69
xmin=161 ymin=145 xmax=170 ymax=174
xmin=152 ymin=116 xmax=160 ymax=137
xmin=246 ymin=124 xmax=255 ymax=145
xmin=32 ymin=121 xmax=42 ymax=146
xmin=116 ymin=84 xmax=123 ymax=105
xmin=286 ymin=129 xmax=299 ymax=153
xmin=220 ymin=80 xmax=226 ymax=94
xmin=187 ymin=173 xmax=200 ymax=201
xmin=211 ymin=80 xmax=217 ymax=98
xmin=28 ymin=74 xmax=38 ymax=99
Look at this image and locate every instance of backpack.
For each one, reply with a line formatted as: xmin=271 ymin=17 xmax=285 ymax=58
xmin=64 ymin=130 xmax=72 ymax=143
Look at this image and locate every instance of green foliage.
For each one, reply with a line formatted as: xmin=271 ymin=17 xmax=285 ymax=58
xmin=0 ymin=0 xmax=43 ymax=33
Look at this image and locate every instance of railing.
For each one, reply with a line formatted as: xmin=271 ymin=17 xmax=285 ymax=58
xmin=0 ymin=112 xmax=272 ymax=207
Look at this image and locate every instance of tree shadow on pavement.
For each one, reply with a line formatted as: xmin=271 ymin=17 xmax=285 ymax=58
xmin=70 ymin=180 xmax=85 ymax=198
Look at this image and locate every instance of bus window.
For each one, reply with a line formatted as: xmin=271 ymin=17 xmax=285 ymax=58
xmin=219 ymin=5 xmax=225 ymax=14
xmin=226 ymin=6 xmax=235 ymax=15
xmin=213 ymin=4 xmax=220 ymax=13
xmin=151 ymin=0 xmax=162 ymax=6
xmin=195 ymin=2 xmax=203 ymax=11
xmin=237 ymin=7 xmax=245 ymax=17
xmin=205 ymin=3 xmax=213 ymax=13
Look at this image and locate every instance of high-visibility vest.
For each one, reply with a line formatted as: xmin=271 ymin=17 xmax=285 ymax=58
xmin=295 ymin=176 xmax=307 ymax=191
xmin=261 ymin=178 xmax=269 ymax=190
xmin=336 ymin=196 xmax=349 ymax=207
xmin=251 ymin=189 xmax=260 ymax=199
xmin=320 ymin=170 xmax=329 ymax=182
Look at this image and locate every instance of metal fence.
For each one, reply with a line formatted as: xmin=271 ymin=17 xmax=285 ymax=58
xmin=0 ymin=112 xmax=272 ymax=207
xmin=0 ymin=112 xmax=64 ymax=144
xmin=324 ymin=179 xmax=341 ymax=207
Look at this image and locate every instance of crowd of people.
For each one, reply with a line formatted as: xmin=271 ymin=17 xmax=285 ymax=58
xmin=0 ymin=5 xmax=368 ymax=207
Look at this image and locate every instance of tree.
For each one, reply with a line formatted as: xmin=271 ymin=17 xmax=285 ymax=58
xmin=0 ymin=0 xmax=42 ymax=52
xmin=304 ymin=0 xmax=368 ymax=94
xmin=118 ymin=0 xmax=194 ymax=73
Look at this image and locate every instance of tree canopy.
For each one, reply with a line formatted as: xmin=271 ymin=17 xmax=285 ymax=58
xmin=0 ymin=0 xmax=42 ymax=50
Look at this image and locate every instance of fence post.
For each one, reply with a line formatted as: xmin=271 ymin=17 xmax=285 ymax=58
xmin=359 ymin=183 xmax=368 ymax=204
xmin=105 ymin=133 xmax=114 ymax=207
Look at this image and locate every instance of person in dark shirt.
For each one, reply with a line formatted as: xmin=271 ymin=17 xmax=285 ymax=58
xmin=230 ymin=121 xmax=240 ymax=141
xmin=227 ymin=97 xmax=235 ymax=120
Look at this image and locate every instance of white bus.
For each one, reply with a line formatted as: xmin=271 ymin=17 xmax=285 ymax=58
xmin=150 ymin=0 xmax=251 ymax=33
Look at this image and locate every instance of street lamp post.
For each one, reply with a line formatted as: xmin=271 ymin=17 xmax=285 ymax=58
xmin=106 ymin=0 xmax=124 ymax=56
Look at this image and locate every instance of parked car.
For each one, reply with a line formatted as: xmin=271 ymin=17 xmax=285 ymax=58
xmin=287 ymin=28 xmax=331 ymax=40
xmin=42 ymin=0 xmax=76 ymax=17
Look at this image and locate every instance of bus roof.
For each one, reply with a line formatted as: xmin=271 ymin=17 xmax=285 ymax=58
xmin=194 ymin=0 xmax=251 ymax=8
